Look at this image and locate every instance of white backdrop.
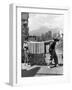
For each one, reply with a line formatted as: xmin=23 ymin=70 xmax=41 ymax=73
xmin=0 ymin=0 xmax=72 ymax=89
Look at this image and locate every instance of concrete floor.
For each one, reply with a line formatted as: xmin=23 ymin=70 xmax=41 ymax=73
xmin=36 ymin=65 xmax=63 ymax=76
xmin=21 ymin=65 xmax=63 ymax=77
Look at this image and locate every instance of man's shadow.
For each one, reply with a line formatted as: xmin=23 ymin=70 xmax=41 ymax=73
xmin=22 ymin=67 xmax=40 ymax=77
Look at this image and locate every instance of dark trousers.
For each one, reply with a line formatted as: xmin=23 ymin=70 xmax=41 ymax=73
xmin=50 ymin=50 xmax=58 ymax=66
xmin=24 ymin=50 xmax=29 ymax=63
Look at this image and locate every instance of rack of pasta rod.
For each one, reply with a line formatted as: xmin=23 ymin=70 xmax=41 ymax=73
xmin=25 ymin=40 xmax=53 ymax=65
xmin=27 ymin=40 xmax=53 ymax=54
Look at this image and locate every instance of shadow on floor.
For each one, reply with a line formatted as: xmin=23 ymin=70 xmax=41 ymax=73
xmin=36 ymin=73 xmax=63 ymax=76
xmin=21 ymin=67 xmax=40 ymax=77
xmin=5 ymin=82 xmax=11 ymax=86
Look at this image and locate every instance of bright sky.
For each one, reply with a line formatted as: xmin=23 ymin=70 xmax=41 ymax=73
xmin=28 ymin=13 xmax=64 ymax=33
